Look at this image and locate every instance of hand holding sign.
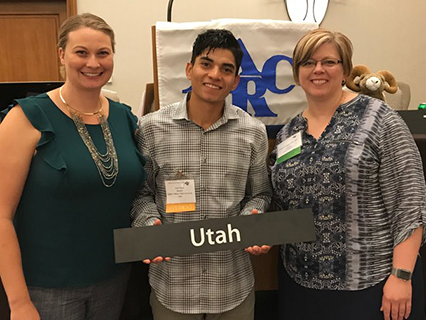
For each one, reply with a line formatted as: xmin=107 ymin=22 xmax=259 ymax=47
xmin=114 ymin=209 xmax=316 ymax=263
xmin=142 ymin=219 xmax=172 ymax=264
xmin=245 ymin=209 xmax=272 ymax=256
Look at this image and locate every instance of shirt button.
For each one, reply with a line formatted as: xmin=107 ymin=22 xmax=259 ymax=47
xmin=201 ymin=157 xmax=207 ymax=163
xmin=201 ymin=186 xmax=207 ymax=191
xmin=202 ymin=269 xmax=207 ymax=274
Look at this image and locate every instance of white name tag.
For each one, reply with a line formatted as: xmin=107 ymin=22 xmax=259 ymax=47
xmin=276 ymin=131 xmax=302 ymax=164
xmin=165 ymin=179 xmax=196 ymax=213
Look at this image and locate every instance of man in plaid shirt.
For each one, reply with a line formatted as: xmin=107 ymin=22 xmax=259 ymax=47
xmin=131 ymin=29 xmax=272 ymax=320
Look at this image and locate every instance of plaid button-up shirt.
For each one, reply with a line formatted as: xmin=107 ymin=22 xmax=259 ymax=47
xmin=131 ymin=94 xmax=271 ymax=314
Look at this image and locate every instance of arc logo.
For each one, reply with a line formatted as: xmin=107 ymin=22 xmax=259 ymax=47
xmin=183 ymin=39 xmax=295 ymax=118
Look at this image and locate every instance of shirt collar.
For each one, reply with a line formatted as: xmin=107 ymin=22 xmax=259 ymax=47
xmin=293 ymin=94 xmax=362 ymax=133
xmin=172 ymin=93 xmax=240 ymax=124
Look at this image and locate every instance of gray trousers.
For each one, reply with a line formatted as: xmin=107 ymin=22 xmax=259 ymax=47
xmin=28 ymin=267 xmax=130 ymax=320
xmin=150 ymin=287 xmax=255 ymax=320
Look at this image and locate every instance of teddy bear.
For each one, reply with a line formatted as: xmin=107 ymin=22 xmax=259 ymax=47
xmin=345 ymin=64 xmax=398 ymax=102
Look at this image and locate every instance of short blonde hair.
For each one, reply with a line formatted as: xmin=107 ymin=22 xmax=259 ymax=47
xmin=58 ymin=13 xmax=115 ymax=53
xmin=292 ymin=28 xmax=353 ymax=84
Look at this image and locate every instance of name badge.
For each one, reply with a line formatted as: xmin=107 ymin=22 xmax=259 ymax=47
xmin=276 ymin=131 xmax=302 ymax=164
xmin=165 ymin=179 xmax=196 ymax=213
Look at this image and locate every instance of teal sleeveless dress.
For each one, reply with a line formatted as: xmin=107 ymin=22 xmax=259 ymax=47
xmin=11 ymin=93 xmax=146 ymax=288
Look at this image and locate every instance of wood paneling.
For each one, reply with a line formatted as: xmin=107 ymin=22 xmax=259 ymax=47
xmin=0 ymin=15 xmax=60 ymax=81
xmin=0 ymin=0 xmax=76 ymax=82
xmin=67 ymin=0 xmax=77 ymax=16
xmin=251 ymin=246 xmax=279 ymax=291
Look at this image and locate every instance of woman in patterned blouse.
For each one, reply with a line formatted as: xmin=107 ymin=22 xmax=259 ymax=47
xmin=270 ymin=28 xmax=426 ymax=320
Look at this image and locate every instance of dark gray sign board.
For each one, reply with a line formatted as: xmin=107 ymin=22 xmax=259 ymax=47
xmin=114 ymin=209 xmax=315 ymax=263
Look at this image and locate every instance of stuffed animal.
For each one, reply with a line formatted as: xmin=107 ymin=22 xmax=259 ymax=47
xmin=345 ymin=64 xmax=398 ymax=102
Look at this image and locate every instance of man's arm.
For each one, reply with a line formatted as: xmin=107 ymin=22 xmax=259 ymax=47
xmin=130 ymin=123 xmax=172 ymax=264
xmin=131 ymin=124 xmax=161 ymax=228
xmin=241 ymin=123 xmax=272 ymax=255
xmin=240 ymin=123 xmax=272 ymax=216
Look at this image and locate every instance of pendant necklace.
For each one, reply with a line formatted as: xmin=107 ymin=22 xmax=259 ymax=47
xmin=59 ymin=86 xmax=119 ymax=187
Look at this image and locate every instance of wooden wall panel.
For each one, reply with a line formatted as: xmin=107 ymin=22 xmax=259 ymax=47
xmin=0 ymin=0 xmax=76 ymax=82
xmin=0 ymin=15 xmax=60 ymax=81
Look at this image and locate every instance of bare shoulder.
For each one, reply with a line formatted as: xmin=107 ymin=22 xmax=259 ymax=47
xmin=1 ymin=105 xmax=39 ymax=134
xmin=0 ymin=106 xmax=40 ymax=219
xmin=0 ymin=105 xmax=40 ymax=154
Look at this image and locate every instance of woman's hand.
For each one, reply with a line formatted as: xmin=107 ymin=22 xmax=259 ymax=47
xmin=381 ymin=275 xmax=412 ymax=320
xmin=10 ymin=299 xmax=40 ymax=320
xmin=245 ymin=245 xmax=271 ymax=255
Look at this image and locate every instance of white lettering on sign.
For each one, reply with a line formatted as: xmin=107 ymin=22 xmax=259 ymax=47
xmin=190 ymin=224 xmax=241 ymax=247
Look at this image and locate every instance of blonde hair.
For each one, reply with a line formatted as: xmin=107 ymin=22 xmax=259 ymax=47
xmin=58 ymin=13 xmax=115 ymax=53
xmin=292 ymin=28 xmax=353 ymax=84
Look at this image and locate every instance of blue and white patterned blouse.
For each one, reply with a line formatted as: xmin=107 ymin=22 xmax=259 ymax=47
xmin=270 ymin=94 xmax=426 ymax=290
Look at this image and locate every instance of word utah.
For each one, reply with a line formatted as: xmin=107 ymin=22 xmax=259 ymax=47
xmin=190 ymin=224 xmax=241 ymax=247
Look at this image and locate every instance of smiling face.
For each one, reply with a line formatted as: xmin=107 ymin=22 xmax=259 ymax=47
xmin=59 ymin=27 xmax=113 ymax=90
xmin=185 ymin=48 xmax=240 ymax=108
xmin=298 ymin=42 xmax=346 ymax=101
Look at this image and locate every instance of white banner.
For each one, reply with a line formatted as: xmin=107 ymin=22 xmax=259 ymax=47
xmin=155 ymin=19 xmax=317 ymax=128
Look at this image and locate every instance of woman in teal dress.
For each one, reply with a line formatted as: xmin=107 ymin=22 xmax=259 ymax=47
xmin=0 ymin=13 xmax=146 ymax=320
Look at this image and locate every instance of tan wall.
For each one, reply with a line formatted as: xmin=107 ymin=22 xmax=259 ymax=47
xmin=77 ymin=0 xmax=426 ymax=114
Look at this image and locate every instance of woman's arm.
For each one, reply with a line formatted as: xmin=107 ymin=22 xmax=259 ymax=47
xmin=375 ymin=107 xmax=426 ymax=320
xmin=381 ymin=227 xmax=423 ymax=320
xmin=0 ymin=106 xmax=41 ymax=320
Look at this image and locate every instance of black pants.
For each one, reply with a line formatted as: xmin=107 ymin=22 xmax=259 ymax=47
xmin=278 ymin=257 xmax=426 ymax=320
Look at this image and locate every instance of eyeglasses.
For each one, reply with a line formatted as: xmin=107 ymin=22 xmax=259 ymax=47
xmin=300 ymin=59 xmax=341 ymax=69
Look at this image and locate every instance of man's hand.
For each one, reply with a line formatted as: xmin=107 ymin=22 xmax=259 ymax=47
xmin=381 ymin=275 xmax=412 ymax=320
xmin=244 ymin=209 xmax=271 ymax=256
xmin=142 ymin=219 xmax=172 ymax=264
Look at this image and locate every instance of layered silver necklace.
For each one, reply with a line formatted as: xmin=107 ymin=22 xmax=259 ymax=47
xmin=59 ymin=86 xmax=119 ymax=187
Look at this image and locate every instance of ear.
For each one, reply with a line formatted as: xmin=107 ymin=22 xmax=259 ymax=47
xmin=185 ymin=62 xmax=193 ymax=81
xmin=231 ymin=75 xmax=240 ymax=91
xmin=346 ymin=65 xmax=370 ymax=92
xmin=377 ymin=70 xmax=398 ymax=94
xmin=58 ymin=47 xmax=65 ymax=65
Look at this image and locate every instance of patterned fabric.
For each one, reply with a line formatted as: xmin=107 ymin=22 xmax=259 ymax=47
xmin=131 ymin=94 xmax=271 ymax=314
xmin=270 ymin=94 xmax=426 ymax=290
